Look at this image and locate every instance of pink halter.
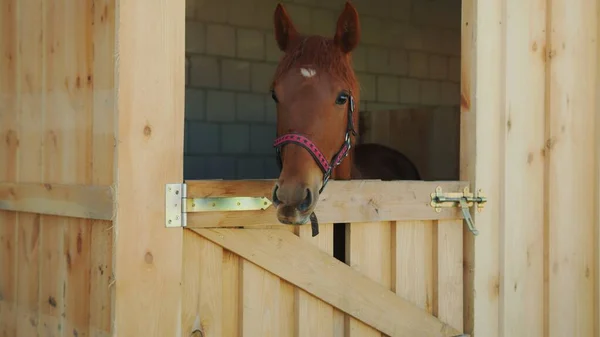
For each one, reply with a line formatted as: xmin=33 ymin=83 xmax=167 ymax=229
xmin=272 ymin=94 xmax=357 ymax=194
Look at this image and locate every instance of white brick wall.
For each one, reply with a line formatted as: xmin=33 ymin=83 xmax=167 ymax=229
xmin=184 ymin=0 xmax=462 ymax=180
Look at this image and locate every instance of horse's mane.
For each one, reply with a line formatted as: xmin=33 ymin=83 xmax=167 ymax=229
xmin=271 ymin=35 xmax=359 ymax=96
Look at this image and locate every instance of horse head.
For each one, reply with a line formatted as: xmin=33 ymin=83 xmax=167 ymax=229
xmin=270 ymin=2 xmax=361 ymax=226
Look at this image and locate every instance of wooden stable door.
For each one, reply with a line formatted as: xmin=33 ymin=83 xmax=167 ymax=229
xmin=167 ymin=179 xmax=480 ymax=337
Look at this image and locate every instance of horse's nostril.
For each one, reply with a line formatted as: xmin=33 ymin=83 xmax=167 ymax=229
xmin=298 ymin=188 xmax=313 ymax=212
xmin=272 ymin=185 xmax=281 ymax=206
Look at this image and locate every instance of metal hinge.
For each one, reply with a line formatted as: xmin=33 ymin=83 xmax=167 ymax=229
xmin=165 ymin=183 xmax=273 ymax=228
xmin=166 ymin=183 xmax=187 ymax=228
xmin=430 ymin=186 xmax=486 ymax=236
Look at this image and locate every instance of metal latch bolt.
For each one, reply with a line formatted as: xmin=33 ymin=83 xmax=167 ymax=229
xmin=430 ymin=186 xmax=486 ymax=236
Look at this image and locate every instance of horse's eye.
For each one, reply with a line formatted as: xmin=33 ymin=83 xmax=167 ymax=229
xmin=335 ymin=92 xmax=348 ymax=105
xmin=271 ymin=90 xmax=279 ymax=103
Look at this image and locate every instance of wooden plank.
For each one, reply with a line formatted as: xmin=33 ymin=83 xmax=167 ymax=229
xmin=185 ymin=180 xmax=468 ymax=227
xmin=434 ymin=220 xmax=463 ymax=332
xmin=181 ymin=230 xmax=223 ymax=337
xmin=460 ymin=0 xmax=503 ymax=335
xmin=393 ymin=220 xmax=435 ymax=316
xmin=279 ymin=280 xmax=295 ymax=336
xmin=221 ymin=249 xmax=241 ymax=337
xmin=0 ymin=0 xmax=20 ymax=334
xmin=502 ymin=0 xmax=546 ymax=335
xmin=49 ymin=1 xmax=95 ymax=335
xmin=547 ymin=0 xmax=597 ymax=335
xmin=346 ymin=221 xmax=392 ymax=337
xmin=182 ymin=230 xmax=204 ymax=335
xmin=38 ymin=0 xmax=69 ymax=334
xmin=191 ymin=228 xmax=461 ymax=337
xmin=241 ymin=260 xmax=280 ymax=336
xmin=16 ymin=0 xmax=44 ymax=334
xmin=0 ymin=182 xmax=114 ymax=220
xmin=112 ymin=0 xmax=185 ymax=335
xmin=596 ymin=6 xmax=600 ymax=336
xmin=89 ymin=0 xmax=117 ymax=334
xmin=295 ymin=224 xmax=335 ymax=337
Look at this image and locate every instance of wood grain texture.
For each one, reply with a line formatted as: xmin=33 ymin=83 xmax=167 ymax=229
xmin=547 ymin=0 xmax=597 ymax=335
xmin=0 ymin=0 xmax=20 ymax=334
xmin=596 ymin=5 xmax=600 ymax=335
xmin=346 ymin=221 xmax=393 ymax=337
xmin=0 ymin=0 xmax=117 ymax=335
xmin=181 ymin=230 xmax=223 ymax=337
xmin=392 ymin=220 xmax=434 ymax=315
xmin=501 ymin=0 xmax=546 ymax=335
xmin=434 ymin=220 xmax=463 ymax=332
xmin=0 ymin=182 xmax=114 ymax=220
xmin=460 ymin=0 xmax=503 ymax=335
xmin=295 ymin=224 xmax=336 ymax=337
xmin=191 ymin=227 xmax=461 ymax=337
xmin=112 ymin=0 xmax=185 ymax=335
xmin=185 ymin=180 xmax=468 ymax=227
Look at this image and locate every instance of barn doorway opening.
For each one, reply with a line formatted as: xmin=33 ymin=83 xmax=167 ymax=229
xmin=183 ymin=0 xmax=462 ymax=262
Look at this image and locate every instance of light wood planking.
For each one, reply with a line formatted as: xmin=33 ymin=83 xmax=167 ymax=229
xmin=596 ymin=5 xmax=600 ymax=335
xmin=181 ymin=230 xmax=223 ymax=337
xmin=502 ymin=0 xmax=546 ymax=335
xmin=241 ymin=260 xmax=280 ymax=336
xmin=89 ymin=0 xmax=117 ymax=334
xmin=279 ymin=279 xmax=295 ymax=336
xmin=185 ymin=180 xmax=468 ymax=227
xmin=0 ymin=182 xmax=114 ymax=220
xmin=392 ymin=220 xmax=434 ymax=314
xmin=182 ymin=230 xmax=204 ymax=335
xmin=434 ymin=219 xmax=464 ymax=332
xmin=47 ymin=0 xmax=95 ymax=335
xmin=547 ymin=0 xmax=597 ymax=335
xmin=38 ymin=0 xmax=72 ymax=334
xmin=460 ymin=0 xmax=503 ymax=335
xmin=16 ymin=0 xmax=44 ymax=334
xmin=346 ymin=221 xmax=392 ymax=337
xmin=113 ymin=0 xmax=185 ymax=335
xmin=222 ymin=249 xmax=241 ymax=337
xmin=295 ymin=224 xmax=336 ymax=337
xmin=192 ymin=227 xmax=461 ymax=337
xmin=0 ymin=0 xmax=20 ymax=334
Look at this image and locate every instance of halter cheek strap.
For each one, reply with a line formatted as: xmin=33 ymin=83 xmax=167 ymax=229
xmin=272 ymin=94 xmax=357 ymax=194
xmin=272 ymin=94 xmax=357 ymax=237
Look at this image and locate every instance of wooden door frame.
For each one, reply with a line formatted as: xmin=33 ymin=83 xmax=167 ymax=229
xmin=107 ymin=0 xmax=502 ymax=335
xmin=460 ymin=0 xmax=502 ymax=335
xmin=112 ymin=0 xmax=185 ymax=336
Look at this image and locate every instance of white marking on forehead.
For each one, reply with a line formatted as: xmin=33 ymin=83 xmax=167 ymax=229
xmin=300 ymin=67 xmax=317 ymax=78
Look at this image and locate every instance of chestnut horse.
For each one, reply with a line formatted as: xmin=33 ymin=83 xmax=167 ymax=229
xmin=269 ymin=2 xmax=420 ymax=252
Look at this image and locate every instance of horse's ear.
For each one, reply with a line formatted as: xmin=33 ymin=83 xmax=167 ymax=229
xmin=334 ymin=2 xmax=361 ymax=53
xmin=273 ymin=3 xmax=298 ymax=51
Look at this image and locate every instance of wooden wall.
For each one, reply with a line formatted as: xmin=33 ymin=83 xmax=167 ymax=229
xmin=360 ymin=107 xmax=461 ymax=181
xmin=0 ymin=0 xmax=115 ymax=336
xmin=461 ymin=0 xmax=600 ymax=336
xmin=0 ymin=0 xmax=186 ymax=336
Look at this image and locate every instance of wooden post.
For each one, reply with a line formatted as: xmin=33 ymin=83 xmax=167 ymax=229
xmin=460 ymin=0 xmax=503 ymax=335
xmin=113 ymin=0 xmax=185 ymax=335
xmin=463 ymin=0 xmax=600 ymax=335
xmin=546 ymin=0 xmax=597 ymax=335
xmin=501 ymin=0 xmax=547 ymax=335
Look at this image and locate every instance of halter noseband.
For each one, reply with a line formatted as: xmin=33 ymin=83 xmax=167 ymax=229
xmin=272 ymin=92 xmax=357 ymax=237
xmin=272 ymin=93 xmax=357 ymax=194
